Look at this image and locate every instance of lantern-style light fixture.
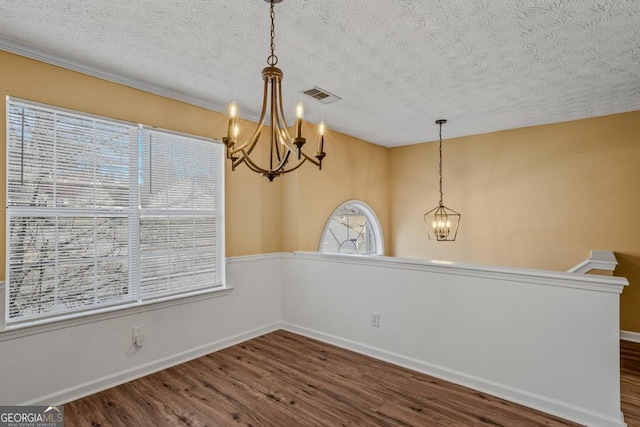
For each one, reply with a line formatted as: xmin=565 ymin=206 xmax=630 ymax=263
xmin=424 ymin=119 xmax=461 ymax=241
xmin=222 ymin=0 xmax=326 ymax=182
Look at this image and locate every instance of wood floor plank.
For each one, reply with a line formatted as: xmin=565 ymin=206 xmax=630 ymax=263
xmin=65 ymin=330 xmax=640 ymax=426
xmin=621 ymin=339 xmax=640 ymax=427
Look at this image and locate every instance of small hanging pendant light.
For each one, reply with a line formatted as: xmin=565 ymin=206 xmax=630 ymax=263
xmin=424 ymin=119 xmax=461 ymax=241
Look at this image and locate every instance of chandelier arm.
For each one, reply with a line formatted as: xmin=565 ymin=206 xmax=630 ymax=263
xmin=273 ymin=122 xmax=289 ymax=163
xmin=272 ymin=104 xmax=291 ymax=162
xmin=271 ymin=75 xmax=291 ymax=166
xmin=273 ymin=124 xmax=296 ymax=164
xmin=274 ymin=128 xmax=283 ymax=163
xmin=275 ymin=79 xmax=301 ymax=153
xmin=270 ymin=77 xmax=289 ymax=168
xmin=271 ymin=85 xmax=284 ymax=163
xmin=272 ymin=85 xmax=288 ymax=140
xmin=270 ymin=126 xmax=275 ymax=170
xmin=230 ymin=79 xmax=270 ymax=155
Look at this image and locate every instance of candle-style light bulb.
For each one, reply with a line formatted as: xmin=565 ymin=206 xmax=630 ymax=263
xmin=228 ymin=102 xmax=238 ymax=119
xmin=318 ymin=121 xmax=325 ymax=153
xmin=226 ymin=102 xmax=238 ymax=143
xmin=295 ymin=103 xmax=303 ymax=139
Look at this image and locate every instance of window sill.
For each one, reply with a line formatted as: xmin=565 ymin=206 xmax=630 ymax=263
xmin=0 ymin=283 xmax=233 ymax=342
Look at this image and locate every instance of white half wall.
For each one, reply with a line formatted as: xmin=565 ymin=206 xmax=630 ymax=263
xmin=0 ymin=254 xmax=282 ymax=405
xmin=0 ymin=251 xmax=629 ymax=426
xmin=281 ymin=252 xmax=628 ymax=427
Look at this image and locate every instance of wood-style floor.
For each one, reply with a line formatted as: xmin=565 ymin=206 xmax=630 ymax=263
xmin=65 ymin=331 xmax=640 ymax=426
xmin=622 ymin=339 xmax=640 ymax=426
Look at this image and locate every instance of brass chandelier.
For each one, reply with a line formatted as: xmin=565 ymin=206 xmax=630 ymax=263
xmin=222 ymin=0 xmax=326 ymax=182
xmin=424 ymin=119 xmax=461 ymax=241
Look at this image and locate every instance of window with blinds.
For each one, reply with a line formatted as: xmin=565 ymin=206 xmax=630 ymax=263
xmin=5 ymin=97 xmax=225 ymax=327
xmin=138 ymin=128 xmax=224 ymax=300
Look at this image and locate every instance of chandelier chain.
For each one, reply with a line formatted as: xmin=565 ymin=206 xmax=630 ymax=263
xmin=267 ymin=1 xmax=278 ymax=66
xmin=438 ymin=121 xmax=443 ymax=206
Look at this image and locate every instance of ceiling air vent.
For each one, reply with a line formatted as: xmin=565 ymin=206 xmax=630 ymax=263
xmin=302 ymin=86 xmax=342 ymax=104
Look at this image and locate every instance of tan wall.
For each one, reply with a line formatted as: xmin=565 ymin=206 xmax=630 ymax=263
xmin=389 ymin=111 xmax=640 ymax=331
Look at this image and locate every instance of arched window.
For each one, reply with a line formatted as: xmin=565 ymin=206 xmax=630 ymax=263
xmin=319 ymin=200 xmax=384 ymax=255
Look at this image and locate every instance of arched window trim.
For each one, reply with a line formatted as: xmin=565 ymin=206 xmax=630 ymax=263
xmin=319 ymin=200 xmax=384 ymax=256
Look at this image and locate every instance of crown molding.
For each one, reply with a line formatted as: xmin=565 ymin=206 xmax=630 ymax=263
xmin=0 ymin=36 xmax=233 ymax=116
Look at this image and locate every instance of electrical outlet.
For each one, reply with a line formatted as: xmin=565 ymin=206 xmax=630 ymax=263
xmin=371 ymin=312 xmax=380 ymax=327
xmin=132 ymin=326 xmax=144 ymax=347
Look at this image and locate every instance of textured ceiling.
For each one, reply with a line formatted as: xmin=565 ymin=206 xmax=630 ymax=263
xmin=0 ymin=0 xmax=639 ymax=147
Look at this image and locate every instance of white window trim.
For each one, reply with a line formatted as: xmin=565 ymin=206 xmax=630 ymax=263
xmin=319 ymin=199 xmax=384 ymax=256
xmin=5 ymin=97 xmax=227 ymax=330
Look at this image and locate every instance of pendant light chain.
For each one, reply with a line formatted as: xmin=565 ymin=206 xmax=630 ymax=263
xmin=267 ymin=1 xmax=278 ymax=66
xmin=438 ymin=121 xmax=444 ymax=207
xmin=423 ymin=118 xmax=460 ymax=241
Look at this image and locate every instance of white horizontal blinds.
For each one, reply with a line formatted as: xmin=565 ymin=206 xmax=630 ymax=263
xmin=6 ymin=99 xmax=138 ymax=325
xmin=139 ymin=127 xmax=225 ymax=300
xmin=7 ymin=104 xmax=135 ymax=209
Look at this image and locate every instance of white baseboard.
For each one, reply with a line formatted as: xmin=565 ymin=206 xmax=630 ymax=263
xmin=281 ymin=322 xmax=626 ymax=427
xmin=621 ymin=330 xmax=640 ymax=343
xmin=23 ymin=322 xmax=282 ymax=406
